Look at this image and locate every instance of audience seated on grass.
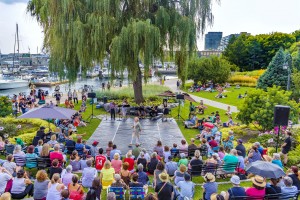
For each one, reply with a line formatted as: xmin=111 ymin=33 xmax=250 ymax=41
xmin=2 ymin=111 xmax=300 ymax=200
xmin=153 ymin=162 xmax=166 ymax=188
xmin=165 ymin=156 xmax=178 ymax=176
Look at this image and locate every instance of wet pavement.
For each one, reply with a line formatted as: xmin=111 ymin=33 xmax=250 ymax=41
xmin=87 ymin=117 xmax=185 ymax=155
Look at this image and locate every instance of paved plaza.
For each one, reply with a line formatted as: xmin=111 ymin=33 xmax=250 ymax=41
xmin=87 ymin=117 xmax=185 ymax=154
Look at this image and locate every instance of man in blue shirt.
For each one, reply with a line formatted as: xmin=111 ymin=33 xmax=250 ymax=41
xmin=227 ymin=175 xmax=246 ymax=198
xmin=110 ymin=144 xmax=121 ymax=160
xmin=176 ymin=174 xmax=195 ymax=200
xmin=254 ymin=142 xmax=264 ymax=155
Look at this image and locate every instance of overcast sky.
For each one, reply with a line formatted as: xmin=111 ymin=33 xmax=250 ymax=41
xmin=0 ymin=0 xmax=300 ymax=53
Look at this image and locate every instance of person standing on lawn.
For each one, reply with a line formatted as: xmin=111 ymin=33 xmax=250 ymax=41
xmin=280 ymin=130 xmax=292 ymax=166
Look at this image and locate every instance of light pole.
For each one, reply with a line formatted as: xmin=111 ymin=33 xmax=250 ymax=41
xmin=283 ymin=53 xmax=292 ymax=90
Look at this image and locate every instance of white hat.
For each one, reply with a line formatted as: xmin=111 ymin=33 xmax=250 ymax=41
xmin=230 ymin=175 xmax=240 ymax=185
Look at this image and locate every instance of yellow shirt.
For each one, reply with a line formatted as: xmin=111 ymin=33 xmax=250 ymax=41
xmin=101 ymin=167 xmax=115 ymax=181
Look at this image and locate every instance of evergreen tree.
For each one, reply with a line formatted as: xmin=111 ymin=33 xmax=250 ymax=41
xmin=294 ymin=51 xmax=300 ymax=71
xmin=257 ymin=48 xmax=288 ymax=90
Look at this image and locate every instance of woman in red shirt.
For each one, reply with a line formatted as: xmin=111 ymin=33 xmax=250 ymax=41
xmin=124 ymin=150 xmax=135 ymax=173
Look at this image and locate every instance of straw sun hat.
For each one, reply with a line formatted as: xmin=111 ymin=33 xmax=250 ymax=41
xmin=204 ymin=173 xmax=215 ymax=182
xmin=251 ymin=175 xmax=266 ymax=187
xmin=159 ymin=172 xmax=169 ymax=182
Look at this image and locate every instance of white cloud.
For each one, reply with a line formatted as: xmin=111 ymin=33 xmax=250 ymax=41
xmin=0 ymin=0 xmax=28 ymax=4
xmin=0 ymin=2 xmax=43 ymax=54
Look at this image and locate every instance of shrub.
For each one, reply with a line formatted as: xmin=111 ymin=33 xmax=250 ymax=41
xmin=0 ymin=117 xmax=56 ymax=144
xmin=0 ymin=96 xmax=12 ymax=117
xmin=9 ymin=132 xmax=36 ymax=144
xmin=0 ymin=123 xmax=17 ymax=138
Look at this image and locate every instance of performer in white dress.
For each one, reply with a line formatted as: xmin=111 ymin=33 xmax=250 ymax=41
xmin=122 ymin=99 xmax=128 ymax=119
xmin=130 ymin=117 xmax=142 ymax=146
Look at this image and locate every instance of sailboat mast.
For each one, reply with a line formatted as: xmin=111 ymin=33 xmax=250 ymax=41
xmin=12 ymin=23 xmax=19 ymax=71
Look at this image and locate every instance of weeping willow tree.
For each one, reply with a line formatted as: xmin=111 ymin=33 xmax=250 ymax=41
xmin=28 ymin=0 xmax=218 ymax=103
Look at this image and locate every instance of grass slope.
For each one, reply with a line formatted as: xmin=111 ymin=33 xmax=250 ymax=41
xmin=184 ymin=83 xmax=255 ymax=108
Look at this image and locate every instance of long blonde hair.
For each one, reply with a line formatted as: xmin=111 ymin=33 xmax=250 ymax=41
xmin=40 ymin=143 xmax=50 ymax=157
xmin=51 ymin=135 xmax=56 ymax=141
xmin=104 ymin=160 xmax=111 ymax=169
xmin=51 ymin=173 xmax=60 ymax=184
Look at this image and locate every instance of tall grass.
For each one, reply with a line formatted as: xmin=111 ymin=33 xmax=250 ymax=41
xmin=95 ymin=84 xmax=170 ymax=100
xmin=228 ymin=75 xmax=257 ymax=87
xmin=229 ymin=69 xmax=265 ymax=87
xmin=234 ymin=69 xmax=265 ymax=78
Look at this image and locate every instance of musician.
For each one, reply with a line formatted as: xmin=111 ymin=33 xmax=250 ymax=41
xmin=138 ymin=103 xmax=146 ymax=118
xmin=149 ymin=105 xmax=158 ymax=118
xmin=121 ymin=99 xmax=128 ymax=118
xmin=110 ymin=101 xmax=116 ymax=120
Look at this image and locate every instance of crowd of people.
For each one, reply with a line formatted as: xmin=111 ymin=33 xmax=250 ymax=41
xmin=185 ymin=102 xmax=234 ymax=131
xmin=3 ymin=80 xmax=299 ymax=200
xmin=0 ymin=127 xmax=298 ymax=200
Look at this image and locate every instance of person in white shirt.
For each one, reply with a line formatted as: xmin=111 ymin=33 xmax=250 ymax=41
xmin=73 ymin=89 xmax=78 ymax=104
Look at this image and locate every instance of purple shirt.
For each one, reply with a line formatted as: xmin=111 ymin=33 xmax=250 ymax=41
xmin=62 ymin=172 xmax=74 ymax=187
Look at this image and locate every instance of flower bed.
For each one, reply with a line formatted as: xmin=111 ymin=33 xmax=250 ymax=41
xmin=0 ymin=117 xmax=56 ymax=144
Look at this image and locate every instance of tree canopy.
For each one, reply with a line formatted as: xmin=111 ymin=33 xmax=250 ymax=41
xmin=27 ymin=0 xmax=219 ymax=103
xmin=238 ymin=86 xmax=299 ymax=131
xmin=223 ymin=32 xmax=296 ymax=71
xmin=187 ymin=56 xmax=232 ymax=84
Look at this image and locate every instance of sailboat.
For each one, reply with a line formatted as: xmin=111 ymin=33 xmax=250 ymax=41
xmin=0 ymin=24 xmax=29 ymax=90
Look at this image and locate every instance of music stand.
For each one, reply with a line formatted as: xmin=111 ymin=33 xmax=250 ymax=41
xmin=87 ymin=98 xmax=101 ymax=122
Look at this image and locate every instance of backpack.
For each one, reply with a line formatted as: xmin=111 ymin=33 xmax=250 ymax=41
xmin=68 ymin=184 xmax=83 ymax=200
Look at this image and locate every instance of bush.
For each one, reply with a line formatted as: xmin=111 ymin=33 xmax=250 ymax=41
xmin=0 ymin=96 xmax=12 ymax=117
xmin=0 ymin=123 xmax=17 ymax=138
xmin=9 ymin=132 xmax=36 ymax=144
xmin=238 ymin=86 xmax=300 ymax=131
xmin=0 ymin=117 xmax=56 ymax=144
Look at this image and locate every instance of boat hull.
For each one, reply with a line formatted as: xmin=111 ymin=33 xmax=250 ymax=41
xmin=0 ymin=80 xmax=29 ymax=90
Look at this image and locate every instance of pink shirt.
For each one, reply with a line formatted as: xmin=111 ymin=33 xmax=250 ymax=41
xmin=246 ymin=187 xmax=265 ymax=200
xmin=50 ymin=151 xmax=64 ymax=166
xmin=111 ymin=159 xmax=122 ymax=173
xmin=218 ymin=152 xmax=225 ymax=160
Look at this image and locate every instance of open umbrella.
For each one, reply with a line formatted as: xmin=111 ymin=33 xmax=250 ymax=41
xmin=245 ymin=161 xmax=285 ymax=179
xmin=203 ymin=122 xmax=214 ymax=129
xmin=182 ymin=92 xmax=196 ymax=102
xmin=157 ymin=90 xmax=176 ymax=97
xmin=18 ymin=105 xmax=77 ymax=120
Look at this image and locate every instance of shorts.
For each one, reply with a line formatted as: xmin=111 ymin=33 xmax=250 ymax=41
xmin=281 ymin=149 xmax=289 ymax=154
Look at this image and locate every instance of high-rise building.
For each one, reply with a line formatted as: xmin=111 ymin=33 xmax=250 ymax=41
xmin=218 ymin=32 xmax=251 ymax=51
xmin=204 ymin=32 xmax=223 ymax=50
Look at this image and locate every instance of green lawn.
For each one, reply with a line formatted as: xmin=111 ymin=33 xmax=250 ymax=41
xmin=68 ymin=100 xmax=107 ymax=140
xmin=170 ymin=101 xmax=237 ymax=146
xmin=10 ymin=96 xmax=250 ymax=200
xmin=184 ymin=83 xmax=255 ymax=108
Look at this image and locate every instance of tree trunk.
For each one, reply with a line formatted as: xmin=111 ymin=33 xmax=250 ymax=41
xmin=133 ymin=67 xmax=144 ymax=104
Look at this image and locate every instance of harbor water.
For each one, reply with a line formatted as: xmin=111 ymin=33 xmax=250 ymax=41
xmin=0 ymin=76 xmax=161 ymax=97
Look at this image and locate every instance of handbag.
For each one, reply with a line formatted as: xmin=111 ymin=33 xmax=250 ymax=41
xmin=69 ymin=184 xmax=83 ymax=200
